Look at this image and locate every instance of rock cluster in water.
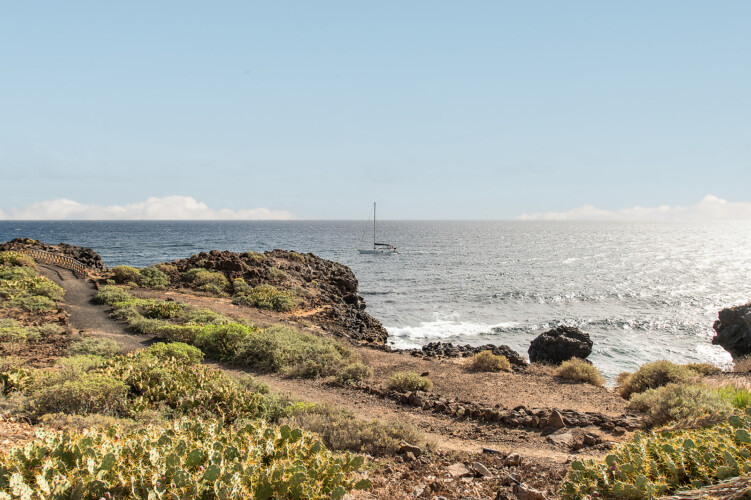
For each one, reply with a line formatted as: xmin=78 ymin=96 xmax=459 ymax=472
xmin=403 ymin=341 xmax=527 ymax=367
xmin=528 ymin=326 xmax=592 ymax=364
xmin=167 ymin=249 xmax=388 ymax=343
xmin=0 ymin=238 xmax=108 ymax=271
xmin=712 ymin=301 xmax=751 ymax=359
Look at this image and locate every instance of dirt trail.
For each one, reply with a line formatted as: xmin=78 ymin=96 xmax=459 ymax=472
xmin=38 ymin=265 xmax=153 ymax=352
xmin=39 ymin=265 xmax=607 ymax=459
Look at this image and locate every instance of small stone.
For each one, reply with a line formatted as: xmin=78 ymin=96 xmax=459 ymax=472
xmin=447 ymin=463 xmax=472 ymax=478
xmin=403 ymin=452 xmax=416 ymax=462
xmin=513 ymin=483 xmax=548 ymax=500
xmin=398 ymin=441 xmax=423 ymax=457
xmin=471 ymin=462 xmax=493 ymax=478
xmin=504 ymin=453 xmax=523 ymax=467
xmin=548 ymin=410 xmax=566 ymax=429
xmin=421 ymin=371 xmax=429 ymax=377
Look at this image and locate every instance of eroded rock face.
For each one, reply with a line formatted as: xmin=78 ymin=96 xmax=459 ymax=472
xmin=407 ymin=341 xmax=527 ymax=367
xmin=528 ymin=326 xmax=592 ymax=364
xmin=168 ymin=249 xmax=388 ymax=343
xmin=712 ymin=302 xmax=751 ymax=359
xmin=0 ymin=238 xmax=108 ymax=271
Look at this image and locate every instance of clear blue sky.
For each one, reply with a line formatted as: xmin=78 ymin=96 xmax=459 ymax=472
xmin=1 ymin=1 xmax=749 ymax=219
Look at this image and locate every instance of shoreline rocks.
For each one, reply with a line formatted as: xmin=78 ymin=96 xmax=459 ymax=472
xmin=402 ymin=341 xmax=527 ymax=367
xmin=0 ymin=238 xmax=108 ymax=271
xmin=712 ymin=302 xmax=751 ymax=359
xmin=528 ymin=326 xmax=592 ymax=364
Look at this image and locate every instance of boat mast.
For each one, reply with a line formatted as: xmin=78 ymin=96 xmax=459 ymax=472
xmin=373 ymin=202 xmax=376 ymax=249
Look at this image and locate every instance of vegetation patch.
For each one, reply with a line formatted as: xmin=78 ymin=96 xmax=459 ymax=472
xmin=0 ymin=417 xmax=370 ymax=499
xmin=556 ymin=358 xmax=605 ymax=386
xmin=387 ymin=371 xmax=433 ymax=392
xmin=0 ymin=319 xmax=40 ymax=343
xmin=112 ymin=265 xmax=140 ymax=284
xmin=685 ymin=362 xmax=722 ymax=376
xmin=233 ymin=284 xmax=298 ymax=312
xmin=68 ymin=336 xmax=122 ymax=357
xmin=137 ymin=266 xmax=170 ymax=289
xmin=467 ymin=350 xmax=511 ymax=372
xmin=286 ymin=404 xmax=424 ymax=456
xmin=181 ymin=268 xmax=229 ymax=295
xmin=627 ymin=383 xmax=732 ymax=427
xmin=560 ymin=410 xmax=751 ymax=499
xmin=617 ymin=360 xmax=697 ymax=399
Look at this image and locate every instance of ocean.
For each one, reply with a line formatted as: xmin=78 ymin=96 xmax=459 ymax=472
xmin=2 ymin=220 xmax=751 ymax=380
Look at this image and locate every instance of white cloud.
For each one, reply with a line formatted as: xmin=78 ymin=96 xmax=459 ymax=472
xmin=517 ymin=195 xmax=751 ymax=221
xmin=0 ymin=196 xmax=295 ymax=220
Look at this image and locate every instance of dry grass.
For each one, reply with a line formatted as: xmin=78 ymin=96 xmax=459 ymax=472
xmin=734 ymin=356 xmax=751 ymax=373
xmin=466 ymin=351 xmax=511 ymax=372
xmin=617 ymin=360 xmax=698 ymax=399
xmin=526 ymin=362 xmax=557 ymax=376
xmin=387 ymin=371 xmax=433 ymax=392
xmin=555 ymin=358 xmax=605 ymax=386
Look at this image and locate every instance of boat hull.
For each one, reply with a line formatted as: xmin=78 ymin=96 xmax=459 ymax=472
xmin=358 ymin=249 xmax=398 ymax=255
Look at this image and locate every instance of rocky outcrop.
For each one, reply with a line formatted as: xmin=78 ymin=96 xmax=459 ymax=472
xmin=0 ymin=238 xmax=108 ymax=271
xmin=405 ymin=341 xmax=527 ymax=367
xmin=528 ymin=326 xmax=592 ymax=364
xmin=712 ymin=302 xmax=751 ymax=359
xmin=167 ymin=249 xmax=388 ymax=343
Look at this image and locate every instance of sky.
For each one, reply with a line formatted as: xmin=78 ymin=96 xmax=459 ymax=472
xmin=1 ymin=1 xmax=749 ymax=220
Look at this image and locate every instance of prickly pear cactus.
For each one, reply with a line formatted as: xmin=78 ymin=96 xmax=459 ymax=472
xmin=559 ymin=409 xmax=751 ymax=499
xmin=0 ymin=418 xmax=371 ymax=499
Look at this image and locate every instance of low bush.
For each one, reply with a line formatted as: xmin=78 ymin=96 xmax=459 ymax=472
xmin=111 ymin=265 xmax=140 ymax=284
xmin=234 ymin=326 xmax=364 ymax=380
xmin=267 ymin=267 xmax=288 ymax=280
xmin=245 ymin=250 xmax=266 ymax=262
xmin=194 ymin=323 xmax=255 ymax=360
xmin=233 ymin=284 xmax=298 ymax=312
xmin=387 ymin=371 xmax=433 ymax=392
xmin=0 ymin=319 xmax=39 ymax=343
xmin=560 ymin=411 xmax=751 ymax=499
xmin=182 ymin=268 xmax=229 ymax=294
xmin=0 ymin=418 xmax=370 ymax=499
xmin=734 ymin=356 xmax=751 ymax=373
xmin=137 ymin=266 xmax=170 ymax=289
xmin=146 ymin=342 xmax=204 ymax=364
xmin=714 ymin=383 xmax=751 ymax=410
xmin=232 ymin=277 xmax=250 ymax=294
xmin=0 ymin=265 xmax=37 ymax=280
xmin=335 ymin=362 xmax=373 ymax=385
xmin=556 ymin=358 xmax=605 ymax=386
xmin=34 ymin=372 xmax=129 ymax=416
xmin=68 ymin=336 xmax=122 ymax=357
xmin=36 ymin=322 xmax=64 ymax=336
xmin=286 ymin=404 xmax=424 ymax=456
xmin=617 ymin=360 xmax=697 ymax=399
xmin=3 ymin=292 xmax=57 ymax=312
xmin=627 ymin=383 xmax=732 ymax=427
xmin=685 ymin=362 xmax=722 ymax=376
xmin=94 ymin=285 xmax=135 ymax=305
xmin=144 ymin=300 xmax=184 ymax=319
xmin=467 ymin=350 xmax=511 ymax=372
xmin=0 ymin=251 xmax=35 ymax=267
xmin=181 ymin=307 xmax=233 ymax=325
xmin=237 ymin=374 xmax=271 ymax=395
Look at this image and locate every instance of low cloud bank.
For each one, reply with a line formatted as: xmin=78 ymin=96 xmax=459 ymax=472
xmin=517 ymin=195 xmax=751 ymax=221
xmin=0 ymin=196 xmax=295 ymax=220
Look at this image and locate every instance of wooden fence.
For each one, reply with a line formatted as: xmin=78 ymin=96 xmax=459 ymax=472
xmin=19 ymin=248 xmax=87 ymax=279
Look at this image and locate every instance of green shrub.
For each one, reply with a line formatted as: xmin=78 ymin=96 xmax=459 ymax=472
xmin=234 ymin=284 xmax=298 ymax=312
xmin=286 ymin=404 xmax=424 ymax=456
xmin=234 ymin=326 xmax=361 ymax=379
xmin=34 ymin=373 xmax=129 ymax=416
xmin=0 ymin=392 xmax=33 ymax=420
xmin=182 ymin=268 xmax=229 ymax=294
xmin=36 ymin=322 xmax=64 ymax=336
xmin=627 ymin=383 xmax=732 ymax=427
xmin=618 ymin=360 xmax=697 ymax=399
xmin=0 ymin=251 xmax=35 ymax=267
xmin=182 ymin=308 xmax=232 ymax=325
xmin=146 ymin=342 xmax=204 ymax=364
xmin=716 ymin=384 xmax=751 ymax=410
xmin=144 ymin=300 xmax=184 ymax=319
xmin=94 ymin=285 xmax=134 ymax=305
xmin=0 ymin=319 xmax=39 ymax=343
xmin=0 ymin=417 xmax=370 ymax=499
xmin=237 ymin=374 xmax=271 ymax=395
xmin=335 ymin=362 xmax=373 ymax=385
xmin=4 ymin=292 xmax=57 ymax=312
xmin=137 ymin=266 xmax=170 ymax=289
xmin=467 ymin=350 xmax=511 ymax=372
xmin=194 ymin=323 xmax=254 ymax=359
xmin=56 ymin=355 xmax=105 ymax=377
xmin=559 ymin=411 xmax=751 ymax=499
xmin=267 ymin=267 xmax=288 ymax=280
xmin=30 ymin=279 xmax=64 ymax=300
xmin=245 ymin=251 xmax=266 ymax=262
xmin=685 ymin=362 xmax=723 ymax=376
xmin=556 ymin=358 xmax=605 ymax=386
xmin=387 ymin=371 xmax=433 ymax=392
xmin=0 ymin=265 xmax=37 ymax=280
xmin=289 ymin=251 xmax=306 ymax=262
xmin=111 ymin=265 xmax=140 ymax=284
xmin=68 ymin=336 xmax=122 ymax=357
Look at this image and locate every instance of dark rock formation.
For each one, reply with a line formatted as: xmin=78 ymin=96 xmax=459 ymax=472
xmin=0 ymin=238 xmax=108 ymax=271
xmin=528 ymin=326 xmax=592 ymax=364
xmin=712 ymin=302 xmax=751 ymax=359
xmin=405 ymin=341 xmax=527 ymax=367
xmin=167 ymin=249 xmax=388 ymax=343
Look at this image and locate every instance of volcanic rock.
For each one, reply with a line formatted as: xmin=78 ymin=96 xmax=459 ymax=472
xmin=712 ymin=302 xmax=751 ymax=359
xmin=528 ymin=326 xmax=592 ymax=364
xmin=0 ymin=238 xmax=108 ymax=271
xmin=411 ymin=342 xmax=527 ymax=367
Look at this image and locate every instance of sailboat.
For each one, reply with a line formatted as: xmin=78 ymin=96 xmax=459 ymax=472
xmin=358 ymin=202 xmax=398 ymax=254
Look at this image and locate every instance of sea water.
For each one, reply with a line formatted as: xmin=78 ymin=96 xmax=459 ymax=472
xmin=3 ymin=220 xmax=751 ymax=379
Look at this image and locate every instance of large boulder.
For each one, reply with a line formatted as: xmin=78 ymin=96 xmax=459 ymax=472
xmin=528 ymin=326 xmax=592 ymax=364
xmin=712 ymin=302 xmax=751 ymax=359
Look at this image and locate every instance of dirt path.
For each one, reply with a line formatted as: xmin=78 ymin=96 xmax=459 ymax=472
xmin=38 ymin=265 xmax=153 ymax=352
